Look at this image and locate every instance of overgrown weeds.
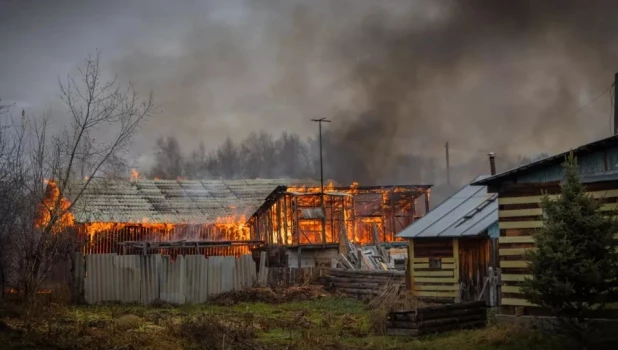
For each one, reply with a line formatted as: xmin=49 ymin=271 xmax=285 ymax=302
xmin=366 ymin=281 xmax=427 ymax=335
xmin=0 ymin=290 xmax=568 ymax=350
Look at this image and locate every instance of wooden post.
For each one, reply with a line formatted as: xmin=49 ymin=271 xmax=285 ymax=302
xmin=276 ymin=201 xmax=282 ymax=244
xmin=294 ymin=197 xmax=300 ymax=245
xmin=408 ymin=240 xmax=415 ymax=296
xmin=453 ymin=238 xmax=460 ymax=303
xmin=283 ymin=195 xmax=289 ymax=245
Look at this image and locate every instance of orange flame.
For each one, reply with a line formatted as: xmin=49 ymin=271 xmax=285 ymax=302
xmin=130 ymin=168 xmax=140 ymax=181
xmin=35 ymin=180 xmax=74 ymax=234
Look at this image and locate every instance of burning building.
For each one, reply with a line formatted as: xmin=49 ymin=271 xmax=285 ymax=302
xmin=61 ymin=178 xmax=321 ymax=257
xmin=248 ymin=182 xmax=432 ymax=268
xmin=46 ymin=176 xmax=431 ymax=266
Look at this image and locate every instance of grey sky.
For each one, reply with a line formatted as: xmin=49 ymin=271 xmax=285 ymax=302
xmin=1 ymin=0 xmax=618 ymax=177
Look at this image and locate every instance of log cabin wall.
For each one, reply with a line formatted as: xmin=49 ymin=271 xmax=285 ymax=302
xmin=496 ymin=180 xmax=618 ymax=315
xmin=408 ymin=237 xmax=491 ymax=302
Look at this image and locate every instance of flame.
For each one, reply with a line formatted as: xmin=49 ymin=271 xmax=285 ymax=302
xmin=35 ymin=180 xmax=74 ymax=234
xmin=255 ymin=182 xmax=425 ymax=245
xmin=4 ymin=288 xmax=51 ymax=295
xmin=215 ymin=215 xmax=250 ymax=240
xmin=130 ymin=168 xmax=140 ymax=181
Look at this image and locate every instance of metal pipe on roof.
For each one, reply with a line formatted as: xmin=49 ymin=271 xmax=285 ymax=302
xmin=488 ymin=152 xmax=496 ymax=176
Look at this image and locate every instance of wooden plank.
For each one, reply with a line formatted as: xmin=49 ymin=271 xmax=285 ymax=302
xmin=499 ymin=208 xmax=543 ymax=218
xmin=415 ymin=290 xmax=458 ymax=298
xmin=499 ymin=190 xmax=618 ymax=205
xmin=601 ymin=203 xmax=618 ymax=211
xmin=499 ymin=248 xmax=533 ymax=256
xmin=414 ymin=284 xmax=459 ymax=291
xmin=441 ymin=257 xmax=455 ymax=263
xmin=500 ymin=261 xmax=528 ymax=268
xmin=453 ymin=238 xmax=460 ymax=303
xmin=499 ymin=195 xmax=551 ymax=205
xmin=413 ymin=258 xmax=428 ymax=263
xmin=499 ymin=221 xmax=543 ymax=229
xmin=408 ymin=241 xmax=415 ymax=292
xmin=501 ymin=298 xmax=534 ymax=307
xmin=414 ymin=277 xmax=458 ymax=283
xmin=499 ymin=236 xmax=535 ymax=244
xmin=441 ymin=263 xmax=456 ymax=270
xmin=414 ymin=263 xmax=429 ymax=269
xmin=501 ymin=274 xmax=531 ymax=282
xmin=413 ymin=270 xmax=454 ymax=277
xmin=501 ymin=285 xmax=522 ymax=294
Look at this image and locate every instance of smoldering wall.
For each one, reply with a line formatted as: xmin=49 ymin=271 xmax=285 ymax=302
xmin=108 ymin=0 xmax=618 ymax=188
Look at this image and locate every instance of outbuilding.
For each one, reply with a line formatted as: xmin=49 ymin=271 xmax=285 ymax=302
xmin=472 ymin=134 xmax=618 ymax=315
xmin=396 ymin=176 xmax=499 ymax=302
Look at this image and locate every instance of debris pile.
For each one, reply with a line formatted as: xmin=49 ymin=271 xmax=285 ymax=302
xmin=336 ymin=223 xmax=407 ymax=271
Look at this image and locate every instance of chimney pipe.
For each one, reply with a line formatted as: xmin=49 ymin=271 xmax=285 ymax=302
xmin=488 ymin=152 xmax=496 ymax=176
xmin=614 ymin=73 xmax=618 ymax=135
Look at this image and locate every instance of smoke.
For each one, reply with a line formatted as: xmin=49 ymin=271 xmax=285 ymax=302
xmin=106 ymin=0 xmax=618 ymax=190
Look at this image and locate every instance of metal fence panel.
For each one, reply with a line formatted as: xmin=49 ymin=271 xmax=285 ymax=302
xmin=84 ymin=253 xmax=254 ymax=305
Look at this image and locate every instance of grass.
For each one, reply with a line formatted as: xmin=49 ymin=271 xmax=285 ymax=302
xmin=0 ymin=293 xmax=568 ymax=350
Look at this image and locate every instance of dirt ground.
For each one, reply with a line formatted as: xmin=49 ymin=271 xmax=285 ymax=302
xmin=0 ymin=287 xmax=566 ymax=350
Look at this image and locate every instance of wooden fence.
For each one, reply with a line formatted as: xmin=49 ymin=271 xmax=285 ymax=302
xmin=387 ymin=301 xmax=487 ymax=336
xmin=323 ymin=268 xmax=405 ymax=297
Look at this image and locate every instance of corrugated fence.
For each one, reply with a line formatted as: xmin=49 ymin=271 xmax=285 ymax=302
xmin=84 ymin=254 xmax=256 ymax=305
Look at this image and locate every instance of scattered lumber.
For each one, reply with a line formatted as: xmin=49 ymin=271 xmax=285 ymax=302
xmin=386 ymin=301 xmax=487 ymax=336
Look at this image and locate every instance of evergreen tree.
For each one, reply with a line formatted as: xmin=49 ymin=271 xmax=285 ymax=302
xmin=521 ymin=152 xmax=618 ymax=339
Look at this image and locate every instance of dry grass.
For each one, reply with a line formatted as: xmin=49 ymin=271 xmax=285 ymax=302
xmin=0 ymin=288 xmax=568 ymax=350
xmin=366 ymin=281 xmax=428 ymax=335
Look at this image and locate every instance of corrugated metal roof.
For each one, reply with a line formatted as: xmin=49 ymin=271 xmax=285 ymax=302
xmin=396 ymin=176 xmax=498 ymax=239
xmin=66 ymin=178 xmax=318 ymax=224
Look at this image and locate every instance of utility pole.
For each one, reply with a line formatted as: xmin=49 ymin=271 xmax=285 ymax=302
xmin=614 ymin=73 xmax=618 ymax=135
xmin=610 ymin=73 xmax=618 ymax=135
xmin=311 ymin=117 xmax=331 ymax=247
xmin=445 ymin=142 xmax=451 ymax=187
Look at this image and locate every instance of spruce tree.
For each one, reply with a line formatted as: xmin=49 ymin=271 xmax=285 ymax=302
xmin=521 ymin=152 xmax=618 ymax=323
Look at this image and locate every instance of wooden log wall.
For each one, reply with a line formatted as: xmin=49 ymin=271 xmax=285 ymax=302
xmin=387 ymin=301 xmax=487 ymax=336
xmin=497 ymin=182 xmax=618 ymax=313
xmin=323 ymin=268 xmax=405 ymax=297
xmin=408 ymin=239 xmax=459 ymax=300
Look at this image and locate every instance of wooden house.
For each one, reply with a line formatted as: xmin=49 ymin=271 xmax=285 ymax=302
xmin=396 ymin=176 xmax=499 ymax=302
xmin=472 ymin=135 xmax=618 ymax=315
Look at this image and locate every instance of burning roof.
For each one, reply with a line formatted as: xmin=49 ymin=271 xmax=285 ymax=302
xmin=65 ymin=178 xmax=320 ymax=225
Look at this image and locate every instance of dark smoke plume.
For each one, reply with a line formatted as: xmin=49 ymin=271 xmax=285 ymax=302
xmin=108 ymin=0 xmax=618 ymax=193
xmin=322 ymin=0 xmax=618 ymax=185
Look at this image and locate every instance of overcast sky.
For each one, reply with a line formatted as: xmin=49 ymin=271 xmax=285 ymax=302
xmin=2 ymin=0 xmax=618 ymax=176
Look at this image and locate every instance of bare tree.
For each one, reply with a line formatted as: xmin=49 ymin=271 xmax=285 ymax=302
xmin=184 ymin=141 xmax=209 ymax=179
xmin=150 ymin=135 xmax=184 ymax=179
xmin=12 ymin=51 xmax=154 ymax=300
xmin=216 ymin=137 xmax=241 ymax=179
xmin=240 ymin=131 xmax=277 ymax=178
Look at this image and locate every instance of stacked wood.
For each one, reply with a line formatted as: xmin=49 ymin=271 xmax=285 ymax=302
xmin=323 ymin=268 xmax=405 ymax=297
xmin=386 ymin=301 xmax=487 ymax=336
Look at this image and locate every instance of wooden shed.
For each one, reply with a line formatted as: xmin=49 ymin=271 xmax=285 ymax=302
xmin=396 ymin=176 xmax=499 ymax=302
xmin=472 ymin=134 xmax=618 ymax=315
